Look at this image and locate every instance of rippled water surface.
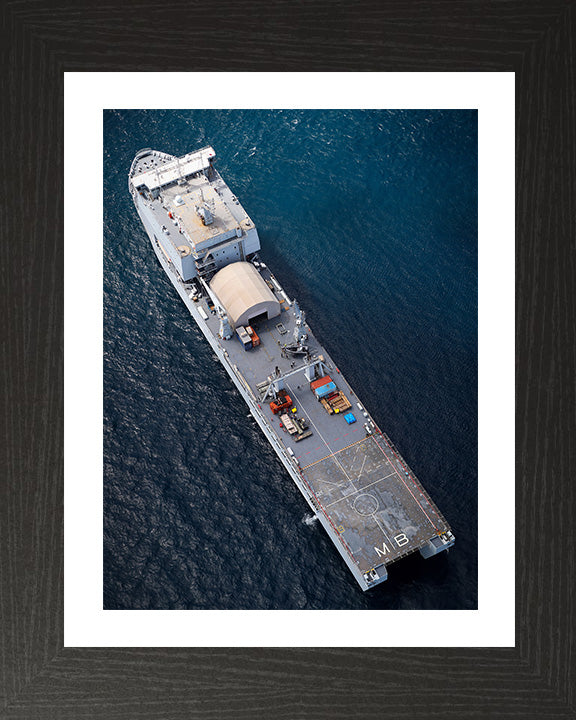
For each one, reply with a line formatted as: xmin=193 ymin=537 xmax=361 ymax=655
xmin=104 ymin=109 xmax=477 ymax=610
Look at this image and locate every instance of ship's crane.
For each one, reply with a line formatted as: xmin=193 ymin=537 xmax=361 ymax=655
xmin=283 ymin=300 xmax=310 ymax=357
xmin=261 ymin=357 xmax=330 ymax=402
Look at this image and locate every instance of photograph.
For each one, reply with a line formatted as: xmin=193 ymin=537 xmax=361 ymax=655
xmin=104 ymin=109 xmax=478 ymax=610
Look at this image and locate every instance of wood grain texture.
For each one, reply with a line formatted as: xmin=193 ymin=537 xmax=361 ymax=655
xmin=1 ymin=0 xmax=574 ymax=717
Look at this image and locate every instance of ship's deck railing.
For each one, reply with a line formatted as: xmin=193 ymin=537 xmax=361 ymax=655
xmin=129 ymin=148 xmax=176 ymax=182
xmin=129 ymin=148 xmax=153 ymax=178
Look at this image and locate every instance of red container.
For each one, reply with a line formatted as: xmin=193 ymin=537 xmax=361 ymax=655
xmin=246 ymin=326 xmax=261 ymax=347
xmin=310 ymin=375 xmax=332 ymax=391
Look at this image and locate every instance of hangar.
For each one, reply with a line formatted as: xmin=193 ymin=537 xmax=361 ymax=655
xmin=210 ymin=262 xmax=281 ymax=328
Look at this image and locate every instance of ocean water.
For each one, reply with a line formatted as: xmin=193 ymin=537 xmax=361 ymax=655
xmin=103 ymin=109 xmax=477 ymax=610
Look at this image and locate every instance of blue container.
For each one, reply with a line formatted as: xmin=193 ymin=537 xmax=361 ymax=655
xmin=344 ymin=413 xmax=356 ymax=424
xmin=315 ymin=381 xmax=337 ymax=398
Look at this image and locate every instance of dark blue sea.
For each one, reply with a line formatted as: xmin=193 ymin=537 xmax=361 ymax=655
xmin=103 ymin=109 xmax=477 ymax=610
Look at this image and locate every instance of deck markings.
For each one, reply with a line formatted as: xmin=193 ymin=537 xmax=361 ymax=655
xmin=371 ymin=435 xmax=439 ymax=531
xmin=325 ymin=471 xmax=396 ymax=508
xmin=301 ymin=454 xmax=333 ymax=470
xmin=331 ymin=452 xmax=359 ymax=488
xmin=300 ymin=436 xmax=370 ymax=469
xmin=371 ymin=513 xmax=393 ymax=547
xmin=317 ymin=477 xmax=342 ymax=487
xmin=333 ymin=436 xmax=372 ymax=457
xmin=349 ymin=444 xmax=363 ymax=473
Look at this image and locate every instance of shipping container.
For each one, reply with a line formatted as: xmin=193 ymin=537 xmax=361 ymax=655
xmin=246 ymin=325 xmax=261 ymax=347
xmin=310 ymin=375 xmax=332 ymax=391
xmin=315 ymin=381 xmax=337 ymax=399
xmin=236 ymin=326 xmax=252 ymax=350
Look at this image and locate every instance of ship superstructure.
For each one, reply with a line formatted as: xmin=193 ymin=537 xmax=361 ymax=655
xmin=128 ymin=146 xmax=455 ymax=591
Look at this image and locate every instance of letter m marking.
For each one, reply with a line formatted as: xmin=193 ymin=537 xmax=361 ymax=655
xmin=374 ymin=543 xmax=390 ymax=558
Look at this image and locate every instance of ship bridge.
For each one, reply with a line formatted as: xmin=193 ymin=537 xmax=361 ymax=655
xmin=130 ymin=149 xmax=262 ymax=283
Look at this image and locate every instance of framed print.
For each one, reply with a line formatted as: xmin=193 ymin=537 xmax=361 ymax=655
xmin=1 ymin=2 xmax=574 ymax=717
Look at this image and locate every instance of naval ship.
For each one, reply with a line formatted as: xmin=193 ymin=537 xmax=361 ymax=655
xmin=128 ymin=145 xmax=455 ymax=591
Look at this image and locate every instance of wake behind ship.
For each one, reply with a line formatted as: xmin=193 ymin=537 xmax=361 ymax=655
xmin=128 ymin=145 xmax=455 ymax=591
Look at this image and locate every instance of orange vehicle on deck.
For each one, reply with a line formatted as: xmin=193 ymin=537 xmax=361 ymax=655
xmin=270 ymin=392 xmax=293 ymax=414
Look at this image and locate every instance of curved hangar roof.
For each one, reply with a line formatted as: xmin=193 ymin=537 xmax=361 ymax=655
xmin=210 ymin=262 xmax=281 ymax=328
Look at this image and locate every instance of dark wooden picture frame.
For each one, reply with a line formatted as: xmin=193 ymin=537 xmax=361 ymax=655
xmin=1 ymin=2 xmax=574 ymax=717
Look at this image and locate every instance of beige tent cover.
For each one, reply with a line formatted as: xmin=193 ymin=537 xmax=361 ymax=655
xmin=210 ymin=262 xmax=281 ymax=328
